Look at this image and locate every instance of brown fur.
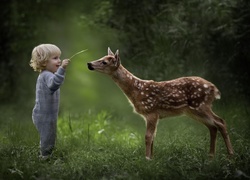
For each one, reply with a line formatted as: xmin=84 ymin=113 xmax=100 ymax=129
xmin=87 ymin=48 xmax=234 ymax=159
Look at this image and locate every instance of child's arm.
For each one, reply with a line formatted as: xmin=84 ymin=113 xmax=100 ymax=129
xmin=44 ymin=59 xmax=70 ymax=92
xmin=43 ymin=68 xmax=65 ymax=92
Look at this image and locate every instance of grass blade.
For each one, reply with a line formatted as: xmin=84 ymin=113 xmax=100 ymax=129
xmin=69 ymin=49 xmax=88 ymax=60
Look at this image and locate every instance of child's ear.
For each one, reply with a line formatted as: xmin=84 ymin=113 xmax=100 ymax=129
xmin=41 ymin=61 xmax=47 ymax=68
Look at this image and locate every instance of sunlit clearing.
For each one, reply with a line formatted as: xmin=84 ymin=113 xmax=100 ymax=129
xmin=57 ymin=110 xmax=142 ymax=148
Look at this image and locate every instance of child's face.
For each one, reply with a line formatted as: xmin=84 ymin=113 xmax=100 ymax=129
xmin=46 ymin=55 xmax=61 ymax=73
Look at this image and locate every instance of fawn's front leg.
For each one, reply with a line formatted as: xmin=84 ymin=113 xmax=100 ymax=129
xmin=145 ymin=114 xmax=159 ymax=160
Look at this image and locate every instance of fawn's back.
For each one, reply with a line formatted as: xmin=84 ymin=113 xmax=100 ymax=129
xmin=128 ymin=76 xmax=220 ymax=117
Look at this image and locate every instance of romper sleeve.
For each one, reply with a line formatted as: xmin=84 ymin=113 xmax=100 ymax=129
xmin=43 ymin=67 xmax=65 ymax=92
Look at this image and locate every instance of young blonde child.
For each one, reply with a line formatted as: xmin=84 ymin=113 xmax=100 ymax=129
xmin=30 ymin=44 xmax=70 ymax=159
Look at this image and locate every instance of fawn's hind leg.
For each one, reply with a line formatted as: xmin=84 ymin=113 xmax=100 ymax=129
xmin=185 ymin=106 xmax=233 ymax=157
xmin=211 ymin=112 xmax=234 ymax=156
xmin=207 ymin=125 xmax=218 ymax=158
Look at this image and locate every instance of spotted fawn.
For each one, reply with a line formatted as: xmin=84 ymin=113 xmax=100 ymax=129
xmin=87 ymin=47 xmax=234 ymax=160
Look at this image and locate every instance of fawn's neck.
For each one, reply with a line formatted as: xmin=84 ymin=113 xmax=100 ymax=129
xmin=111 ymin=65 xmax=144 ymax=97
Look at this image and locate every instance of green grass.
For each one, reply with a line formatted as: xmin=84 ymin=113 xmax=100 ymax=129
xmin=0 ymin=104 xmax=250 ymax=180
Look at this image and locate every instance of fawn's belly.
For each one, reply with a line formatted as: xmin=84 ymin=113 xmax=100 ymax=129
xmin=157 ymin=107 xmax=187 ymax=119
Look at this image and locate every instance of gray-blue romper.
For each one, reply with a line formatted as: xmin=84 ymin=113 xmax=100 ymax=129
xmin=32 ymin=67 xmax=65 ymax=156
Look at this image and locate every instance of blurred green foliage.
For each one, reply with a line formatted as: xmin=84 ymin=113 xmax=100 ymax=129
xmin=110 ymin=0 xmax=250 ymax=102
xmin=0 ymin=0 xmax=250 ymax=110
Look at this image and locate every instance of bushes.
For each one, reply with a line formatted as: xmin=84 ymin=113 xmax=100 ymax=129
xmin=109 ymin=0 xmax=250 ymax=102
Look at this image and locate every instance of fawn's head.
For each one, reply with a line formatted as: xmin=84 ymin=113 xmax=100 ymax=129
xmin=87 ymin=47 xmax=121 ymax=74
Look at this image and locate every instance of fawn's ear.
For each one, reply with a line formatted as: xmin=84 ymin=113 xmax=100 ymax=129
xmin=108 ymin=47 xmax=114 ymax=56
xmin=114 ymin=49 xmax=121 ymax=67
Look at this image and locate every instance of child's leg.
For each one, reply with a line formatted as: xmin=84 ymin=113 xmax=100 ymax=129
xmin=33 ymin=115 xmax=57 ymax=156
xmin=40 ymin=119 xmax=57 ymax=156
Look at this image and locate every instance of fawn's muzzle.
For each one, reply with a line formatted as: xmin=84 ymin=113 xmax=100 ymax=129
xmin=87 ymin=63 xmax=94 ymax=70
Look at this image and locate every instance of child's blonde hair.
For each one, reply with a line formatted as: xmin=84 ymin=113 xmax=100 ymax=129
xmin=30 ymin=44 xmax=61 ymax=72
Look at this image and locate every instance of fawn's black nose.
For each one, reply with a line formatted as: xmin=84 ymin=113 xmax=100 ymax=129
xmin=87 ymin=63 xmax=94 ymax=70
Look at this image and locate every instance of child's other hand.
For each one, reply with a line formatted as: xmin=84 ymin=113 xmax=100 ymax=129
xmin=61 ymin=59 xmax=70 ymax=69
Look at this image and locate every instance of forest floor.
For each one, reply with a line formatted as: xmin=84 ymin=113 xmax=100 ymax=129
xmin=0 ymin=103 xmax=250 ymax=180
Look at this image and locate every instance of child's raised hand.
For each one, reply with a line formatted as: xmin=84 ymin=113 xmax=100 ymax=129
xmin=61 ymin=59 xmax=70 ymax=69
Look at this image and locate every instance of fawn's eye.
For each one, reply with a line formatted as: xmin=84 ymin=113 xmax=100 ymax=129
xmin=102 ymin=61 xmax=107 ymax=65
